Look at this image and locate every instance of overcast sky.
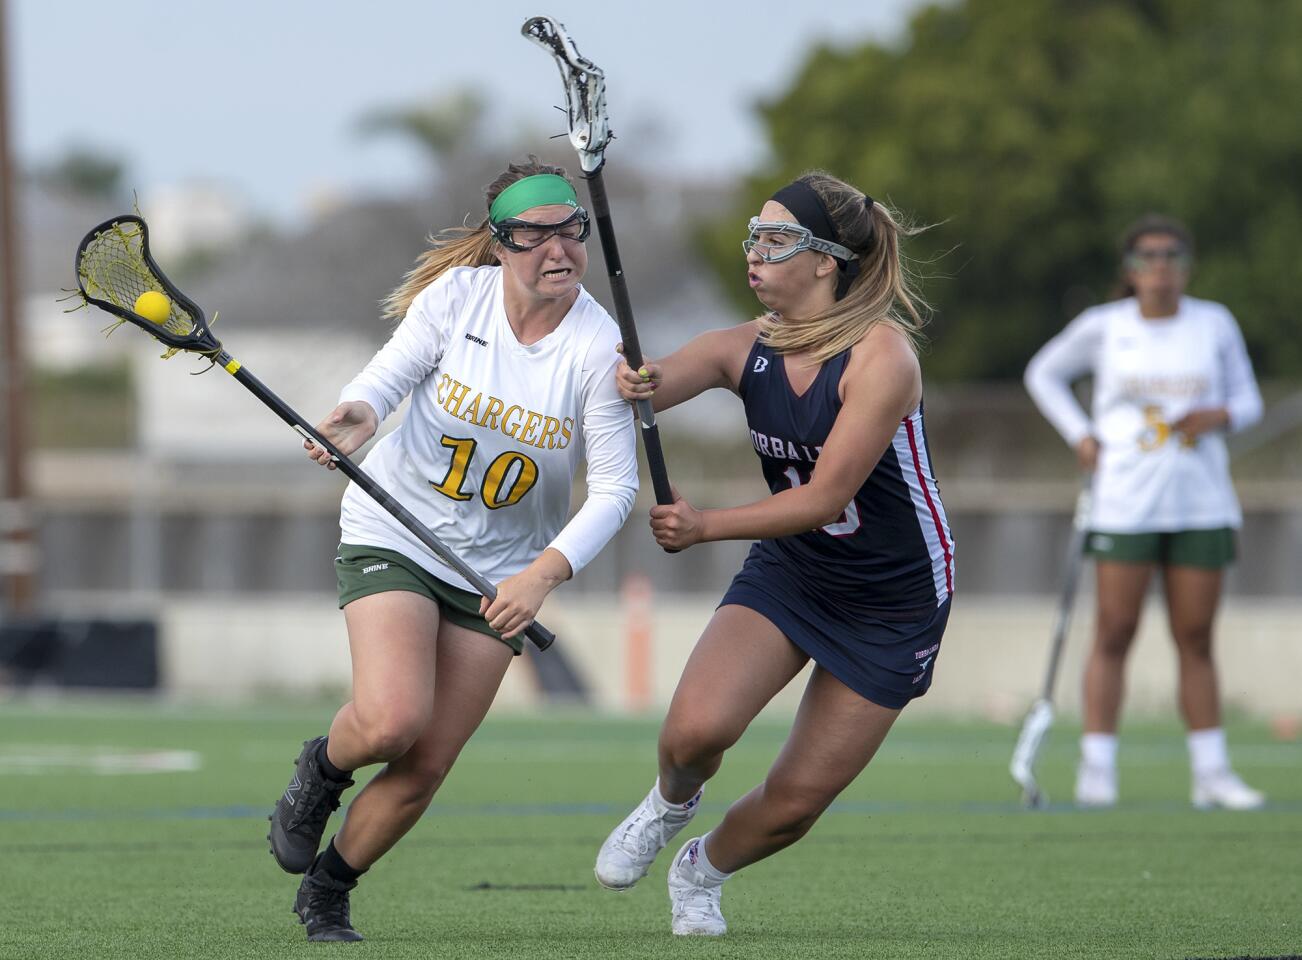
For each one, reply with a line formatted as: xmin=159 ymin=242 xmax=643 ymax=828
xmin=13 ymin=0 xmax=928 ymax=223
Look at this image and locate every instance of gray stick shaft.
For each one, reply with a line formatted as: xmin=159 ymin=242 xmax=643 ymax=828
xmin=1038 ymin=488 xmax=1092 ymax=702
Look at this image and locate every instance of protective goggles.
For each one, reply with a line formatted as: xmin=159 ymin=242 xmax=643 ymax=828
xmin=1124 ymin=248 xmax=1191 ymax=273
xmin=489 ymin=207 xmax=591 ymax=252
xmin=742 ymin=217 xmax=855 ymax=264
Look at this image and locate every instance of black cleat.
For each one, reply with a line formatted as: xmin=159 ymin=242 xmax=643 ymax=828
xmin=268 ymin=737 xmax=354 ymax=874
xmin=294 ymin=864 xmax=363 ymax=942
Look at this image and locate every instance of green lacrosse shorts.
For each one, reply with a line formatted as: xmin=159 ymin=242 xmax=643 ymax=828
xmin=1085 ymin=528 xmax=1236 ymax=569
xmin=335 ymin=543 xmax=521 ymax=654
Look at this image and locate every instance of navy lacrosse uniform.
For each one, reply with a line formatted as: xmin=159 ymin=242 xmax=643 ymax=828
xmin=720 ymin=338 xmax=954 ymax=708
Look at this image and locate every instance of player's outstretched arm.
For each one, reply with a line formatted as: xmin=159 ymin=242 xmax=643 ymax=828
xmin=652 ymin=326 xmax=919 ymax=549
xmin=615 ymin=322 xmax=759 ymax=412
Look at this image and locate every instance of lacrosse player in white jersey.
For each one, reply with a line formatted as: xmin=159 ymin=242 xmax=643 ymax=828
xmin=1025 ymin=214 xmax=1265 ymax=811
xmin=267 ymin=156 xmax=638 ymax=941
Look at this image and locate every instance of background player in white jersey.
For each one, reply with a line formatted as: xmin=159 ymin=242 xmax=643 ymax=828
xmin=595 ymin=172 xmax=952 ymax=936
xmin=1025 ymin=214 xmax=1264 ymax=810
xmin=267 ymin=156 xmax=638 ymax=941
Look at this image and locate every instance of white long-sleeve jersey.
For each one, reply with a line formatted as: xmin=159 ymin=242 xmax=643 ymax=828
xmin=337 ymin=265 xmax=638 ymax=590
xmin=1025 ymin=296 xmax=1262 ymax=532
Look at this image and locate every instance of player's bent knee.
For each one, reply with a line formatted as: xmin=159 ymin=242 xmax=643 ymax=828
xmin=1173 ymin=631 xmax=1214 ymax=659
xmin=659 ymin=722 xmax=735 ymax=771
xmin=1094 ymin=622 xmax=1138 ymax=658
xmin=767 ymin=806 xmax=822 ymax=845
xmin=763 ymin=780 xmax=836 ymax=835
xmin=390 ymin=765 xmax=451 ymax=809
xmin=408 ymin=760 xmax=453 ymax=795
xmin=355 ymin=716 xmax=426 ymax=762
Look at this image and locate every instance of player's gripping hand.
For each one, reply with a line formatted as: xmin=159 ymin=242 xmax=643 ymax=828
xmin=305 ymin=401 xmax=379 ymax=470
xmin=1074 ymin=435 xmax=1099 ymax=472
xmin=650 ymin=486 xmax=704 ymax=551
xmin=1172 ymin=407 xmax=1229 ymax=442
xmin=614 ymin=342 xmax=661 ymax=403
xmin=481 ymin=551 xmax=570 ymax=639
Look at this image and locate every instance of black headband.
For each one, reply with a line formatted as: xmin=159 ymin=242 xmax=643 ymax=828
xmin=770 ymin=180 xmax=876 ymax=298
xmin=771 ymin=181 xmax=842 ymax=250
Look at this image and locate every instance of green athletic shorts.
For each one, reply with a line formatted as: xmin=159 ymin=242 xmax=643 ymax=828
xmin=335 ymin=543 xmax=521 ymax=654
xmin=1084 ymin=528 xmax=1236 ymax=569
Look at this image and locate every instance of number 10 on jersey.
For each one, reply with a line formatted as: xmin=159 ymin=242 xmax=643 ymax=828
xmin=431 ymin=436 xmax=540 ymax=509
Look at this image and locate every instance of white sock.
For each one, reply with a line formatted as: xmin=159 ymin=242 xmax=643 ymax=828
xmin=654 ymin=778 xmax=702 ymax=819
xmin=677 ymin=833 xmax=730 ymax=886
xmin=1187 ymin=727 xmax=1229 ymax=778
xmin=1080 ymin=733 xmax=1118 ymax=769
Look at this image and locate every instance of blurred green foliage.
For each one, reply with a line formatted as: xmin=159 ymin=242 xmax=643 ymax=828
xmin=33 ymin=363 xmax=134 ymax=448
xmin=33 ymin=146 xmax=125 ymax=201
xmin=699 ymin=0 xmax=1302 ymax=379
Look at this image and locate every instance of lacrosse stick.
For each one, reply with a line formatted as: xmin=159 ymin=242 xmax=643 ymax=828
xmin=521 ymin=16 xmax=675 ymax=510
xmin=1009 ymin=486 xmax=1092 ymax=807
xmin=72 ymin=214 xmax=555 ymax=651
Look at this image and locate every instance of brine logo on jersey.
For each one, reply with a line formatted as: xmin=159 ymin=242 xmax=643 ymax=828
xmin=753 ymin=356 xmax=769 ymax=373
xmin=464 ymin=333 xmax=489 ymax=347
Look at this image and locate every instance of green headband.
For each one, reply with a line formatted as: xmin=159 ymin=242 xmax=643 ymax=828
xmin=489 ymin=174 xmax=579 ymax=223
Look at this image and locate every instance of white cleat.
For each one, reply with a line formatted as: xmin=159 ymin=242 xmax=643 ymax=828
xmin=1074 ymin=762 xmax=1118 ymax=808
xmin=668 ymin=838 xmax=727 ymax=936
xmin=594 ymin=786 xmax=700 ymax=891
xmin=1192 ymin=769 xmax=1266 ymax=810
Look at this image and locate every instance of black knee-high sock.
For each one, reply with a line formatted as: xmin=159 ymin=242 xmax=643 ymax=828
xmin=314 ymin=837 xmax=365 ymax=885
xmin=315 ymin=738 xmax=353 ymax=783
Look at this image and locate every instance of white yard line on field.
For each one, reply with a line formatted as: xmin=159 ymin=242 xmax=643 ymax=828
xmin=0 ymin=745 xmax=201 ymax=775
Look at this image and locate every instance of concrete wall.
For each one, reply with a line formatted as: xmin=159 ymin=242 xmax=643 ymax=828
xmin=142 ymin=592 xmax=1302 ymax=721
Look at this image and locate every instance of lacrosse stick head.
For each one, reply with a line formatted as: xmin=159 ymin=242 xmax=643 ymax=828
xmin=1010 ymin=698 xmax=1054 ymax=808
xmin=74 ymin=215 xmax=222 ymax=356
xmin=521 ymin=16 xmax=611 ymax=174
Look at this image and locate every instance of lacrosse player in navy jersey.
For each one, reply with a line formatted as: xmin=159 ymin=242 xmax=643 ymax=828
xmin=266 ymin=156 xmax=637 ymax=941
xmin=594 ymin=172 xmax=954 ymax=935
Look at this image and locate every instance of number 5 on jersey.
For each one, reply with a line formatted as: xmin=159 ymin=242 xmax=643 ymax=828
xmin=430 ymin=436 xmax=539 ymax=509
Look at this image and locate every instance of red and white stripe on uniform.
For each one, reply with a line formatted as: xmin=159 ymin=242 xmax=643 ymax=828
xmin=895 ymin=409 xmax=954 ymax=605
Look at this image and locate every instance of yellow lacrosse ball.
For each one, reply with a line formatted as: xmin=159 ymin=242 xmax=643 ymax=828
xmin=133 ymin=290 xmax=171 ymax=325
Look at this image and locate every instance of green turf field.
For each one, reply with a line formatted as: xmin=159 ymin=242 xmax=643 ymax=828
xmin=0 ymin=698 xmax=1297 ymax=960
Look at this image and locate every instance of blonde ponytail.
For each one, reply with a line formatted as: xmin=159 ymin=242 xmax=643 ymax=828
xmin=381 ymin=225 xmax=496 ymax=321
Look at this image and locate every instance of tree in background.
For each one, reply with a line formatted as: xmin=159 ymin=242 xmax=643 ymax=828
xmin=700 ymin=0 xmax=1302 ymax=380
xmin=358 ymin=89 xmax=488 ymax=167
xmin=34 ymin=145 xmax=126 ymax=202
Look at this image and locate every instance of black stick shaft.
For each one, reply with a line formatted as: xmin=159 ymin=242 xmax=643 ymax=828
xmin=583 ymin=169 xmax=675 ymax=508
xmin=220 ymin=354 xmax=555 ymax=652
